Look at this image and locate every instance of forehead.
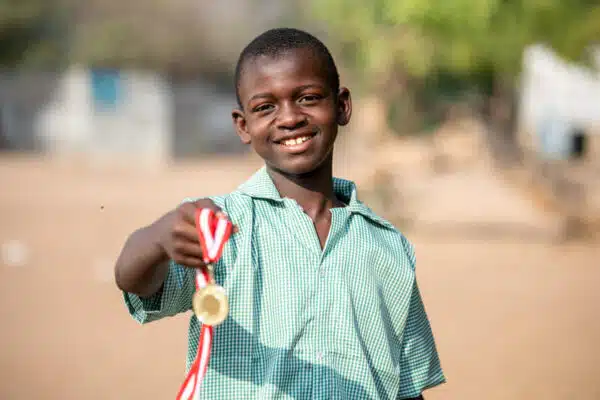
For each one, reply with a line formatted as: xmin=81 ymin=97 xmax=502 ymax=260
xmin=238 ymin=48 xmax=329 ymax=100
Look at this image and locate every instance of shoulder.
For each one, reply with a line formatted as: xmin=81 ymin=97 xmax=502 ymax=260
xmin=350 ymin=198 xmax=417 ymax=271
xmin=373 ymin=224 xmax=417 ymax=271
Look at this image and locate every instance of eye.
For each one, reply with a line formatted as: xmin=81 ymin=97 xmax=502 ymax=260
xmin=298 ymin=94 xmax=322 ymax=104
xmin=252 ymin=103 xmax=274 ymax=113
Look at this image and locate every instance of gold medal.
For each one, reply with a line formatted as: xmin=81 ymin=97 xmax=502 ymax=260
xmin=193 ymin=284 xmax=229 ymax=326
xmin=193 ymin=263 xmax=229 ymax=326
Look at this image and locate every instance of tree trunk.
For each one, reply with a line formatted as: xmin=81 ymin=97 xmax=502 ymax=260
xmin=480 ymin=76 xmax=522 ymax=167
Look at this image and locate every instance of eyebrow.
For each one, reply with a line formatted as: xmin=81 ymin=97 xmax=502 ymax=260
xmin=247 ymin=84 xmax=326 ymax=103
xmin=248 ymin=93 xmax=272 ymax=102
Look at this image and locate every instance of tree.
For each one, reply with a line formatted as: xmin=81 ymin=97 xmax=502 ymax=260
xmin=309 ymin=0 xmax=600 ymax=163
xmin=0 ymin=0 xmax=299 ymax=76
xmin=0 ymin=0 xmax=71 ymax=68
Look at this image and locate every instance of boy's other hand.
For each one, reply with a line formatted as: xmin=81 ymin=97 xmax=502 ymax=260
xmin=158 ymin=199 xmax=235 ymax=268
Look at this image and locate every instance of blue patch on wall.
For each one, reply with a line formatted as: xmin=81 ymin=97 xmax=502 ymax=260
xmin=90 ymin=69 xmax=122 ymax=111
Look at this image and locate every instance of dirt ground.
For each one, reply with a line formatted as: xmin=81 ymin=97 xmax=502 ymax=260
xmin=1 ymin=154 xmax=598 ymax=400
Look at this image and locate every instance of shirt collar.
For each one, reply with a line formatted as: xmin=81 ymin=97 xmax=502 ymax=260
xmin=236 ymin=166 xmax=395 ymax=230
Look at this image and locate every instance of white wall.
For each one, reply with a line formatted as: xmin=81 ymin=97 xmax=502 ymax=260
xmin=520 ymin=45 xmax=600 ymax=132
xmin=35 ymin=67 xmax=172 ymax=161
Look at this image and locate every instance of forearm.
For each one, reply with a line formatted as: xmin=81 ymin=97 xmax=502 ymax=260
xmin=114 ymin=218 xmax=170 ymax=297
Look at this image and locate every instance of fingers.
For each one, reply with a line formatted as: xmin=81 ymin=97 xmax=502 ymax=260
xmin=172 ymin=240 xmax=203 ymax=258
xmin=186 ymin=200 xmax=238 ymax=234
xmin=173 ymin=255 xmax=206 ymax=269
xmin=193 ymin=199 xmax=222 ymax=214
xmin=164 ymin=199 xmax=238 ymax=271
xmin=175 ymin=212 xmax=237 ymax=239
xmin=178 ymin=202 xmax=199 ymax=224
xmin=172 ymin=219 xmax=199 ymax=242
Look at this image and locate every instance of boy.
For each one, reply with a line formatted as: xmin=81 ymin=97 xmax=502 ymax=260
xmin=115 ymin=28 xmax=445 ymax=399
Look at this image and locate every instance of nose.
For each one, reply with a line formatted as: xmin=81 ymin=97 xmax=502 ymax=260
xmin=276 ymin=102 xmax=307 ymax=130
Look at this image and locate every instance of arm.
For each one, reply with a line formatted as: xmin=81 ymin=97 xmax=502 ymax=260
xmin=395 ymin=279 xmax=444 ymax=399
xmin=115 ymin=199 xmax=229 ymax=323
xmin=397 ymin=237 xmax=445 ymax=399
xmin=114 ymin=199 xmax=221 ymax=298
xmin=114 ymin=213 xmax=171 ymax=298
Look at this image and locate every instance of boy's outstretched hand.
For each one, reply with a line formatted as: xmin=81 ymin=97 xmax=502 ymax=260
xmin=159 ymin=199 xmax=235 ymax=269
xmin=115 ymin=199 xmax=235 ymax=297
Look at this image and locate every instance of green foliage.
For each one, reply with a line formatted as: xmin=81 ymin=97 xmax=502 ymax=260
xmin=310 ymin=0 xmax=600 ymax=136
xmin=0 ymin=0 xmax=70 ymax=68
xmin=310 ymin=0 xmax=600 ymax=85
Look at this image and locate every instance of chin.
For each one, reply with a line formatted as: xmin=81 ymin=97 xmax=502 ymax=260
xmin=270 ymin=154 xmax=331 ymax=177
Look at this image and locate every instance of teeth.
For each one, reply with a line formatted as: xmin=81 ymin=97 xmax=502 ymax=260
xmin=282 ymin=136 xmax=310 ymax=146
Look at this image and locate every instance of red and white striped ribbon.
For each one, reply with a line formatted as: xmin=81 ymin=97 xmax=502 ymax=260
xmin=175 ymin=208 xmax=233 ymax=400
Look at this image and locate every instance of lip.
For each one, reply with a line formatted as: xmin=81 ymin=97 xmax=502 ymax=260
xmin=273 ymin=130 xmax=318 ymax=144
xmin=274 ymin=131 xmax=318 ymax=154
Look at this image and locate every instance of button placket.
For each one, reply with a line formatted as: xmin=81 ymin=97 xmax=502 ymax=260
xmin=282 ymin=198 xmax=322 ymax=257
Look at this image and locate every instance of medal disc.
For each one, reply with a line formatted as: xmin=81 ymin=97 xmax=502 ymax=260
xmin=193 ymin=284 xmax=229 ymax=326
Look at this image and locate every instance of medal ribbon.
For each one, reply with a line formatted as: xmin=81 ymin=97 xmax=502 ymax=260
xmin=175 ymin=208 xmax=233 ymax=400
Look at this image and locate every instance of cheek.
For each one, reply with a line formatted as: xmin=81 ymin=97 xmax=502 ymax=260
xmin=313 ymin=105 xmax=337 ymax=126
xmin=246 ymin=125 xmax=272 ymax=150
xmin=246 ymin=119 xmax=269 ymax=139
xmin=248 ymin=128 xmax=269 ymax=143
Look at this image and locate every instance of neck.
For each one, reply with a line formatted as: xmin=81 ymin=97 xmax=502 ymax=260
xmin=266 ymin=155 xmax=342 ymax=219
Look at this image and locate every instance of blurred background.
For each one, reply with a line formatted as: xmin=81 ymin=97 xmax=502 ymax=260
xmin=1 ymin=0 xmax=599 ymax=399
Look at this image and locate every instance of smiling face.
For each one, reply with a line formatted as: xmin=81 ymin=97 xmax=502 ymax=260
xmin=232 ymin=47 xmax=352 ymax=176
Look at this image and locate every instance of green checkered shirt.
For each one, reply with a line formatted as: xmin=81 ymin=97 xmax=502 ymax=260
xmin=124 ymin=167 xmax=445 ymax=399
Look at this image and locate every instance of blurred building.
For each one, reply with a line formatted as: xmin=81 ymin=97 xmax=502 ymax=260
xmin=519 ymin=44 xmax=600 ymax=164
xmin=0 ymin=67 xmax=245 ymax=161
xmin=0 ymin=0 xmax=298 ymax=161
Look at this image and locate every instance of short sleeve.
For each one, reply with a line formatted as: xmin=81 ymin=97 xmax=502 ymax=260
xmin=123 ymin=260 xmax=195 ymax=324
xmin=396 ymin=279 xmax=446 ymax=399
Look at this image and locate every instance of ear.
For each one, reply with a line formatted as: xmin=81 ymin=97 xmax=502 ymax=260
xmin=336 ymin=87 xmax=352 ymax=126
xmin=232 ymin=108 xmax=251 ymax=144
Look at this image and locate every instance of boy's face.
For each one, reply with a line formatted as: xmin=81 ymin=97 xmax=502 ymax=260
xmin=232 ymin=47 xmax=351 ymax=176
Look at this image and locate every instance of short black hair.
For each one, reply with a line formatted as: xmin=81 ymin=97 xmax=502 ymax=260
xmin=234 ymin=28 xmax=340 ymax=108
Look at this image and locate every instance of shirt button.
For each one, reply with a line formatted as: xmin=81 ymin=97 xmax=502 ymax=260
xmin=316 ymin=352 xmax=323 ymax=361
